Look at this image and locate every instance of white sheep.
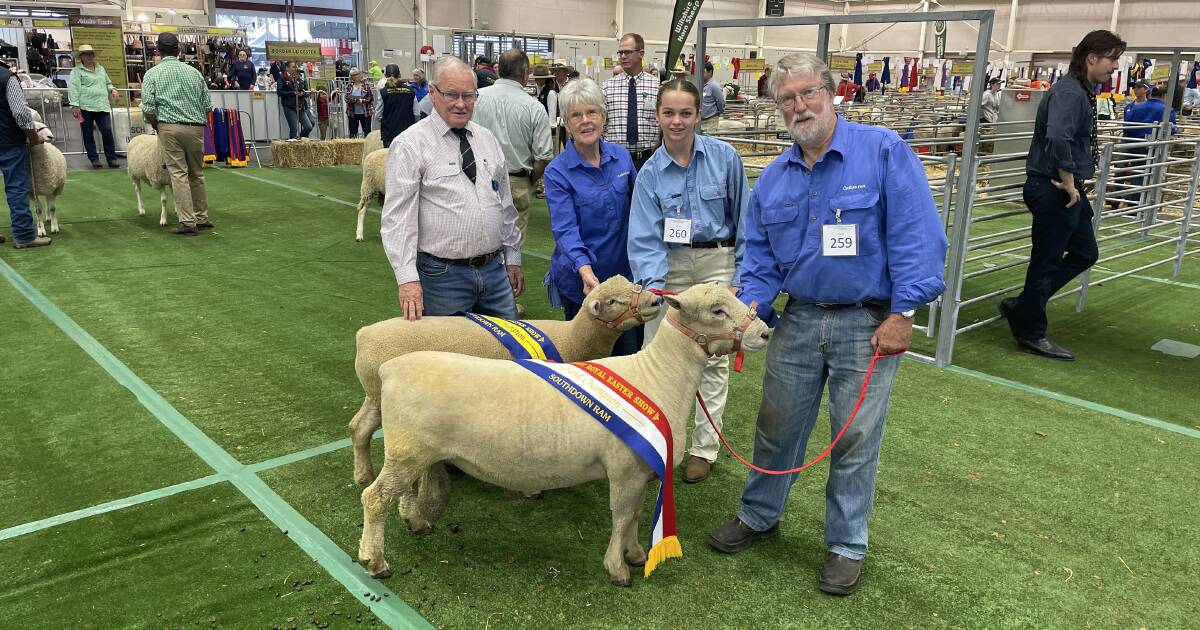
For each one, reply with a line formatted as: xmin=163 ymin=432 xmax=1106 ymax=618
xmin=349 ymin=275 xmax=664 ymax=485
xmin=355 ymin=148 xmax=387 ymax=241
xmin=28 ymin=122 xmax=66 ymax=237
xmin=361 ymin=129 xmax=383 ymax=162
xmin=357 ymin=284 xmax=770 ymax=586
xmin=125 ymin=134 xmax=170 ymax=227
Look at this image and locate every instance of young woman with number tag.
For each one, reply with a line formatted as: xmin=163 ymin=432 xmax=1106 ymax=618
xmin=627 ymin=78 xmax=750 ymax=485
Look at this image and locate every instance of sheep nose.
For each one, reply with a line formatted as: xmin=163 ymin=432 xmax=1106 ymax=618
xmin=651 ymin=295 xmax=663 ymax=306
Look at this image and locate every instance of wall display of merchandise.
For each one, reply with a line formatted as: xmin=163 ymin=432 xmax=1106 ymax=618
xmin=122 ymin=23 xmax=248 ymax=89
xmin=24 ymin=19 xmax=73 ymax=85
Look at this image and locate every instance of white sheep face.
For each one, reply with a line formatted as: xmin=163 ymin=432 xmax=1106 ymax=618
xmin=663 ymin=283 xmax=771 ymax=354
xmin=33 ymin=122 xmax=54 ymax=143
xmin=584 ymin=276 xmax=664 ymax=330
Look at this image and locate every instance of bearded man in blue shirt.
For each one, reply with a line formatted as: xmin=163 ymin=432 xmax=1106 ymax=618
xmin=708 ymin=53 xmax=947 ymax=596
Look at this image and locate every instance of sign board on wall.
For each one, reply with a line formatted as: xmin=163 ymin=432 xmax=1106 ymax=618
xmin=69 ymin=16 xmax=129 ymax=106
xmin=1149 ymin=64 xmax=1171 ymax=82
xmin=829 ymin=55 xmax=856 ymax=71
xmin=765 ymin=0 xmax=785 ymax=17
xmin=266 ymin=41 xmax=324 ymax=62
xmin=740 ymin=58 xmax=766 ymax=72
xmin=950 ymin=61 xmax=975 ymax=75
xmin=933 ymin=21 xmax=947 ymax=59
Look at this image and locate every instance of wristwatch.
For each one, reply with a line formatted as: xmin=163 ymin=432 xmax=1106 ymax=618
xmin=896 ymin=309 xmax=916 ymax=319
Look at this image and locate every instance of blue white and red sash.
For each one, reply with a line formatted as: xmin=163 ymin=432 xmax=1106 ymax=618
xmin=458 ymin=312 xmax=564 ymax=362
xmin=517 ymin=359 xmax=681 ymax=576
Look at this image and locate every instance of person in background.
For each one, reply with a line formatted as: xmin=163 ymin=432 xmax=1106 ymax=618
xmin=379 ymin=63 xmax=415 ymax=148
xmin=474 ymin=55 xmax=498 ymax=89
xmin=381 ymin=56 xmax=523 ymax=321
xmin=568 ymin=70 xmax=580 ymax=81
xmin=140 ymin=31 xmax=214 ymax=236
xmin=545 ymin=78 xmax=641 ymax=354
xmin=602 ymin=32 xmax=661 ymax=171
xmin=865 ymin=71 xmax=880 ymax=93
xmin=627 ymin=78 xmax=749 ymax=485
xmin=835 ymin=76 xmax=859 ymax=101
xmin=67 ymin=44 xmax=120 ymax=169
xmin=980 ymin=77 xmax=1002 ymax=123
xmin=757 ymin=65 xmax=772 ymax=97
xmin=253 ymin=66 xmax=274 ymax=91
xmin=228 ymin=49 xmax=255 ymax=90
xmin=533 ymin=64 xmax=556 ymax=114
xmin=335 ymin=58 xmax=350 ymax=79
xmin=707 ymin=52 xmax=947 ymax=596
xmin=316 ymin=89 xmax=330 ymax=139
xmin=551 ymin=63 xmax=571 ymax=91
xmin=700 ymin=61 xmax=725 ymax=134
xmin=473 ymin=48 xmax=554 ymax=266
xmin=999 ymin=29 xmax=1125 ymax=360
xmin=277 ymin=61 xmax=313 ymax=140
xmin=1096 ymin=92 xmax=1115 ymax=121
xmin=0 ymin=58 xmax=50 ymax=248
xmin=410 ymin=68 xmax=428 ymax=104
xmin=345 ymin=68 xmax=375 ymax=138
xmin=367 ymin=60 xmax=383 ymax=82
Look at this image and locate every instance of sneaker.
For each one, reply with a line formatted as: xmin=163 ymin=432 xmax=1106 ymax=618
xmin=197 ymin=221 xmax=215 ymax=231
xmin=172 ymin=224 xmax=199 ymax=236
xmin=13 ymin=235 xmax=51 ymax=248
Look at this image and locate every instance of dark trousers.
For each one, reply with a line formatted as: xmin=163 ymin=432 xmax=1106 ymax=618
xmin=80 ymin=110 xmax=116 ymax=163
xmin=348 ymin=114 xmax=371 ymax=138
xmin=562 ymin=298 xmax=644 ymax=357
xmin=1014 ymin=175 xmax=1100 ymax=339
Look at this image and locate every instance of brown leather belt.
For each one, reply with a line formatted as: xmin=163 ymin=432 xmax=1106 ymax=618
xmin=422 ymin=251 xmax=499 ymax=267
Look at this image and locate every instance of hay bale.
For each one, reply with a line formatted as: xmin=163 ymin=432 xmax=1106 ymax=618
xmin=328 ymin=138 xmax=367 ymax=165
xmin=271 ymin=139 xmax=337 ymax=168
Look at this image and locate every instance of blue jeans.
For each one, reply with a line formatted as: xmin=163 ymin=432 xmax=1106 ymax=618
xmin=282 ymin=106 xmax=298 ymax=139
xmin=80 ymin=110 xmax=116 ymax=163
xmin=416 ymin=252 xmax=517 ymax=318
xmin=737 ymin=300 xmax=902 ymax=561
xmin=0 ymin=144 xmax=36 ymax=242
xmin=562 ymin=298 xmax=643 ymax=356
xmin=300 ymin=108 xmax=316 ymax=138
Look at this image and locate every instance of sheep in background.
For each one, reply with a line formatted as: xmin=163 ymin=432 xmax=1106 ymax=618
xmin=126 ymin=134 xmax=170 ymax=226
xmin=355 ymin=147 xmax=387 ymax=241
xmin=357 ymin=284 xmax=771 ymax=585
xmin=361 ymin=129 xmax=383 ymax=162
xmin=28 ymin=122 xmax=66 ymax=237
xmin=349 ymin=275 xmax=664 ymax=485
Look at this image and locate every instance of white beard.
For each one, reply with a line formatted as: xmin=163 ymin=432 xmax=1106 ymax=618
xmin=788 ymin=111 xmax=830 ymax=148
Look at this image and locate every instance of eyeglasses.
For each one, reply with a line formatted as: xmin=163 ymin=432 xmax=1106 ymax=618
xmin=617 ymin=49 xmax=643 ymax=57
xmin=566 ymin=109 xmax=604 ymax=122
xmin=775 ymin=86 xmax=826 ymax=111
xmin=433 ymin=86 xmax=478 ymax=103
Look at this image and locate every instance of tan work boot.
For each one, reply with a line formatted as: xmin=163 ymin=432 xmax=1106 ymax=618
xmin=684 ymin=455 xmax=712 ymax=484
xmin=13 ymin=236 xmax=51 ymax=249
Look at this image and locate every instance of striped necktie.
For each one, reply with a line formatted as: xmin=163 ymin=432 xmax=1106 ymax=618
xmin=451 ymin=127 xmax=476 ymax=184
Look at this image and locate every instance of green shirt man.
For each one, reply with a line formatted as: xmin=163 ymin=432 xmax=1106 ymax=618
xmin=141 ymin=56 xmax=212 ymax=127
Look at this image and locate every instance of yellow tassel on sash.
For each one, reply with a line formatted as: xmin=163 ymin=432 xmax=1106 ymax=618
xmin=643 ymin=535 xmax=682 ymax=577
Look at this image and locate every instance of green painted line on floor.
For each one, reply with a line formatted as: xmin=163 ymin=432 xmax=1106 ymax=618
xmin=247 ymin=437 xmax=354 ymax=473
xmin=0 ymin=474 xmax=226 ymax=542
xmin=0 ymin=256 xmax=431 ymax=630
xmin=942 ymin=362 xmax=1200 ymax=440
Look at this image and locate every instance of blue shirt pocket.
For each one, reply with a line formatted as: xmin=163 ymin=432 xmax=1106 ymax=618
xmin=826 ymin=191 xmax=881 ymax=256
xmin=761 ymin=203 xmax=802 ymax=269
xmin=699 ymin=182 xmax=728 ymax=235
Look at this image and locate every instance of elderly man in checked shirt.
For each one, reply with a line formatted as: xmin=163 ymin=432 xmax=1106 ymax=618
xmin=140 ymin=32 xmax=213 ymax=236
xmin=380 ymin=56 xmax=523 ymax=321
xmin=0 ymin=58 xmax=50 ymax=248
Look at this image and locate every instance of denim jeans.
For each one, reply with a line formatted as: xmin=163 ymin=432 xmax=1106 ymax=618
xmin=737 ymin=300 xmax=902 ymax=561
xmin=1015 ymin=175 xmax=1099 ymax=339
xmin=282 ymin=106 xmax=298 ymax=139
xmin=562 ymin=298 xmax=643 ymax=356
xmin=416 ymin=252 xmax=517 ymax=318
xmin=300 ymin=108 xmax=316 ymax=138
xmin=0 ymin=144 xmax=36 ymax=242
xmin=80 ymin=110 xmax=116 ymax=163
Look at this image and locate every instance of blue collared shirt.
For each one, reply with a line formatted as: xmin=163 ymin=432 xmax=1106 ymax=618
xmin=739 ymin=117 xmax=947 ymax=324
xmin=628 ymin=134 xmax=749 ymax=290
xmin=545 ymin=139 xmax=636 ymax=305
xmin=702 ymin=78 xmax=725 ymax=120
xmin=1122 ymin=99 xmax=1177 ymax=139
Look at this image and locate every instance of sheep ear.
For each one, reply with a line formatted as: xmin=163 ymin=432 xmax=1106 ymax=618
xmin=588 ymin=300 xmax=601 ymax=316
xmin=662 ymin=295 xmax=683 ymax=311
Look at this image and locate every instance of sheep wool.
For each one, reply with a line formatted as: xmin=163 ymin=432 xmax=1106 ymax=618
xmin=28 ymin=127 xmax=67 ymax=237
xmin=360 ymin=129 xmax=383 ymax=162
xmin=126 ymin=134 xmax=171 ymax=226
xmin=355 ymin=148 xmax=388 ymax=241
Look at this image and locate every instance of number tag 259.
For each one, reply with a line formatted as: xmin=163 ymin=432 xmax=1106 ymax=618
xmin=822 ymin=223 xmax=858 ymax=256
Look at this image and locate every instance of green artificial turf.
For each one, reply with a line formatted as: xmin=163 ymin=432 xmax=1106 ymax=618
xmin=1 ymin=165 xmax=1198 ymax=628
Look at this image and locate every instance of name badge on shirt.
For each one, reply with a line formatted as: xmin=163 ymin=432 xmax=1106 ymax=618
xmin=822 ymin=223 xmax=858 ymax=256
xmin=664 ymin=217 xmax=693 ymax=244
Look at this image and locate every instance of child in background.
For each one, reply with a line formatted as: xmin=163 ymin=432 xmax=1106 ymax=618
xmin=316 ymin=90 xmax=330 ymax=139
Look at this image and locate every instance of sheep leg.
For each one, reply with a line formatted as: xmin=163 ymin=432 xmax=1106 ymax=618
xmin=403 ymin=462 xmax=450 ymax=534
xmin=349 ymin=397 xmax=382 ymax=486
xmin=622 ymin=496 xmax=647 ymax=567
xmin=360 ymin=448 xmax=432 ymax=579
xmin=158 ymin=187 xmax=168 ymax=226
xmin=30 ymin=194 xmax=46 ymax=237
xmin=133 ymin=179 xmax=146 ymax=216
xmin=603 ymin=474 xmax=649 ymax=587
xmin=355 ymin=195 xmax=369 ymax=242
xmin=47 ymin=194 xmax=59 ymax=234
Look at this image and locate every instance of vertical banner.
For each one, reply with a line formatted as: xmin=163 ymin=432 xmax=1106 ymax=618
xmin=933 ymin=20 xmax=947 ymax=59
xmin=69 ymin=16 xmax=129 ymax=106
xmin=666 ymin=0 xmax=704 ymax=81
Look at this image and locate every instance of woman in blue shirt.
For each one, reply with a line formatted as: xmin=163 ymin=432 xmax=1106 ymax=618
xmin=544 ymin=78 xmax=641 ymax=356
xmin=627 ymin=78 xmax=749 ymax=484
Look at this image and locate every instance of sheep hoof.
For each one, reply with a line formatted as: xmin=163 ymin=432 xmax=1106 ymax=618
xmin=355 ymin=236 xmax=364 ymax=242
xmin=610 ymin=575 xmax=632 ymax=588
xmin=368 ymin=562 xmax=392 ymax=580
xmin=50 ymin=226 xmax=59 ymax=235
xmin=625 ymin=549 xmax=647 ymax=567
xmin=404 ymin=518 xmax=433 ymax=536
xmin=355 ymin=473 xmax=376 ymax=487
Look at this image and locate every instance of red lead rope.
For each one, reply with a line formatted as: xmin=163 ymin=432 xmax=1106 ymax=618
xmin=697 ymin=349 xmax=901 ymax=475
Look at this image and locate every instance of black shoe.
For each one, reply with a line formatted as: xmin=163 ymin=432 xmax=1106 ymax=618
xmin=997 ymin=298 xmax=1023 ymax=341
xmin=0 ymin=234 xmax=5 ymax=244
xmin=196 ymin=221 xmax=214 ymax=231
xmin=708 ymin=518 xmax=779 ymax=554
xmin=90 ymin=159 xmax=102 ymax=169
xmin=172 ymin=224 xmax=199 ymax=236
xmin=819 ymin=552 xmax=862 ymax=595
xmin=1017 ymin=337 xmax=1075 ymax=361
xmin=108 ymin=161 xmax=120 ymax=168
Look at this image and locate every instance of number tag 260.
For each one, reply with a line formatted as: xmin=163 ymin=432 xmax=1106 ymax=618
xmin=822 ymin=223 xmax=858 ymax=256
